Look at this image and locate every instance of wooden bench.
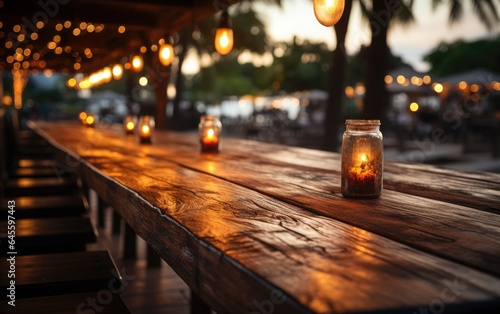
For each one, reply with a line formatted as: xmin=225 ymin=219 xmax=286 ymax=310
xmin=4 ymin=177 xmax=79 ymax=197
xmin=0 ymin=291 xmax=131 ymax=314
xmin=0 ymin=251 xmax=122 ymax=299
xmin=0 ymin=217 xmax=96 ymax=255
xmin=1 ymin=195 xmax=86 ymax=219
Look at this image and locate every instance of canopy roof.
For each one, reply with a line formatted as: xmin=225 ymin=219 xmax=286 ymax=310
xmin=0 ymin=0 xmax=236 ymax=73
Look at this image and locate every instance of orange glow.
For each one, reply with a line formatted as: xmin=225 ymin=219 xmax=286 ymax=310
xmin=131 ymin=55 xmax=143 ymax=72
xmin=85 ymin=116 xmax=94 ymax=125
xmin=126 ymin=122 xmax=135 ymax=131
xmin=313 ymin=0 xmax=345 ymax=27
xmin=470 ymin=84 xmax=479 ymax=93
xmin=423 ymin=75 xmax=431 ymax=84
xmin=159 ymin=43 xmax=174 ymax=66
xmin=141 ymin=125 xmax=150 ymax=135
xmin=384 ymin=75 xmax=393 ymax=84
xmin=458 ymin=81 xmax=467 ymax=90
xmin=215 ymin=28 xmax=233 ymax=55
xmin=433 ymin=83 xmax=443 ymax=93
xmin=207 ymin=128 xmax=215 ymax=139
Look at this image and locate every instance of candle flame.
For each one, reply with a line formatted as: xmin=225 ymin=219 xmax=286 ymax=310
xmin=142 ymin=125 xmax=150 ymax=134
xmin=361 ymin=154 xmax=367 ymax=163
xmin=207 ymin=128 xmax=215 ymax=139
xmin=86 ymin=116 xmax=94 ymax=124
xmin=126 ymin=121 xmax=135 ymax=131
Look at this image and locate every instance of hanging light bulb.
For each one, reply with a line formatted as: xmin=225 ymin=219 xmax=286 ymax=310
xmin=313 ymin=0 xmax=345 ymax=27
xmin=112 ymin=64 xmax=123 ymax=80
xmin=131 ymin=54 xmax=143 ymax=72
xmin=159 ymin=43 xmax=174 ymax=66
xmin=214 ymin=9 xmax=233 ymax=55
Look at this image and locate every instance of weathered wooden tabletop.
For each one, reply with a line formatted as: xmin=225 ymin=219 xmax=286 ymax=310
xmin=31 ymin=121 xmax=500 ymax=314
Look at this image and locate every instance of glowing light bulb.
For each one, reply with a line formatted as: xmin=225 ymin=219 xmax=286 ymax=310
xmin=313 ymin=0 xmax=345 ymax=27
xmin=215 ymin=10 xmax=233 ymax=55
xmin=131 ymin=55 xmax=143 ymax=72
xmin=112 ymin=64 xmax=123 ymax=80
xmin=159 ymin=43 xmax=174 ymax=66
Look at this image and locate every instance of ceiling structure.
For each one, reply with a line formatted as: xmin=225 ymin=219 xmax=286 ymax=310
xmin=0 ymin=0 xmax=238 ymax=74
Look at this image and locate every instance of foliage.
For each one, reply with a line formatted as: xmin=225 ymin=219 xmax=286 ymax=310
xmin=424 ymin=37 xmax=500 ymax=76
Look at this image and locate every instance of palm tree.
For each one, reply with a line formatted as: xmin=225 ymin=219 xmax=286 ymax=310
xmin=324 ymin=0 xmax=353 ymax=151
xmin=360 ymin=0 xmax=414 ymax=124
xmin=324 ymin=0 xmax=414 ymax=151
xmin=170 ymin=1 xmax=280 ymax=130
xmin=432 ymin=0 xmax=500 ymax=29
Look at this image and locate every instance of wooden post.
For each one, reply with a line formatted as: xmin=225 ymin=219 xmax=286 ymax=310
xmin=123 ymin=222 xmax=137 ymax=259
xmin=97 ymin=196 xmax=107 ymax=228
xmin=112 ymin=209 xmax=121 ymax=234
xmin=147 ymin=244 xmax=162 ymax=268
xmin=190 ymin=291 xmax=211 ymax=314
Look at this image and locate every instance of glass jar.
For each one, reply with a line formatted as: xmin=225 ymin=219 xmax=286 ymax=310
xmin=137 ymin=115 xmax=155 ymax=144
xmin=341 ymin=119 xmax=383 ymax=198
xmin=198 ymin=115 xmax=222 ymax=153
xmin=124 ymin=115 xmax=137 ymax=135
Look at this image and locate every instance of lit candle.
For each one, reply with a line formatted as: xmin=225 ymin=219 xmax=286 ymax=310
xmin=137 ymin=116 xmax=154 ymax=144
xmin=347 ymin=153 xmax=377 ymax=195
xmin=123 ymin=115 xmax=136 ymax=135
xmin=79 ymin=111 xmax=87 ymax=124
xmin=341 ymin=120 xmax=383 ymax=198
xmin=84 ymin=113 xmax=97 ymax=128
xmin=199 ymin=116 xmax=221 ymax=153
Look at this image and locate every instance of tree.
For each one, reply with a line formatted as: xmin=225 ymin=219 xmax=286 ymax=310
xmin=424 ymin=37 xmax=500 ymax=76
xmin=324 ymin=0 xmax=353 ymax=151
xmin=170 ymin=1 xmax=279 ymax=130
xmin=432 ymin=0 xmax=500 ymax=30
xmin=360 ymin=0 xmax=414 ymax=124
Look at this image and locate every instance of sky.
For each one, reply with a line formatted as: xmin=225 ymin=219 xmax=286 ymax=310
xmin=184 ymin=0 xmax=498 ymax=74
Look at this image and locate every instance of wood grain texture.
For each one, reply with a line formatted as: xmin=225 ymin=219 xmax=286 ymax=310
xmin=30 ymin=121 xmax=500 ymax=314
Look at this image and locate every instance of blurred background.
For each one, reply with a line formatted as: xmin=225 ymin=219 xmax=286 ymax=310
xmin=2 ymin=0 xmax=500 ymax=172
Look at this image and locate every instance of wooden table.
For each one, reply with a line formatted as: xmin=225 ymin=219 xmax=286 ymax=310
xmin=30 ymin=121 xmax=500 ymax=314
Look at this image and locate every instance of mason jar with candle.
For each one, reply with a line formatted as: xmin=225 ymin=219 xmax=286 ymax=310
xmin=85 ymin=113 xmax=98 ymax=128
xmin=137 ymin=115 xmax=155 ymax=144
xmin=341 ymin=119 xmax=383 ymax=198
xmin=198 ymin=115 xmax=221 ymax=153
xmin=124 ymin=115 xmax=137 ymax=135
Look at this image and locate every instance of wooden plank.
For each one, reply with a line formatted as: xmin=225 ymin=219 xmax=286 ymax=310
xmin=45 ymin=142 xmax=500 ymax=313
xmin=0 ymin=217 xmax=96 ymax=255
xmin=0 ymin=251 xmax=120 ymax=300
xmin=0 ymin=292 xmax=131 ymax=314
xmin=38 ymin=124 xmax=500 ymax=277
xmin=31 ymin=121 xmax=500 ymax=313
xmin=50 ymin=122 xmax=498 ymax=213
xmin=0 ymin=195 xmax=84 ymax=219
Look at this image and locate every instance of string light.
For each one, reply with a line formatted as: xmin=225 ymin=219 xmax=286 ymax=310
xmin=313 ymin=0 xmax=345 ymax=27
xmin=131 ymin=55 xmax=143 ymax=72
xmin=215 ymin=9 xmax=233 ymax=55
xmin=112 ymin=64 xmax=123 ymax=80
xmin=159 ymin=43 xmax=174 ymax=66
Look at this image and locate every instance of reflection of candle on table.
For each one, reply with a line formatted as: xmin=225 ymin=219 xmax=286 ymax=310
xmin=347 ymin=153 xmax=377 ymax=195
